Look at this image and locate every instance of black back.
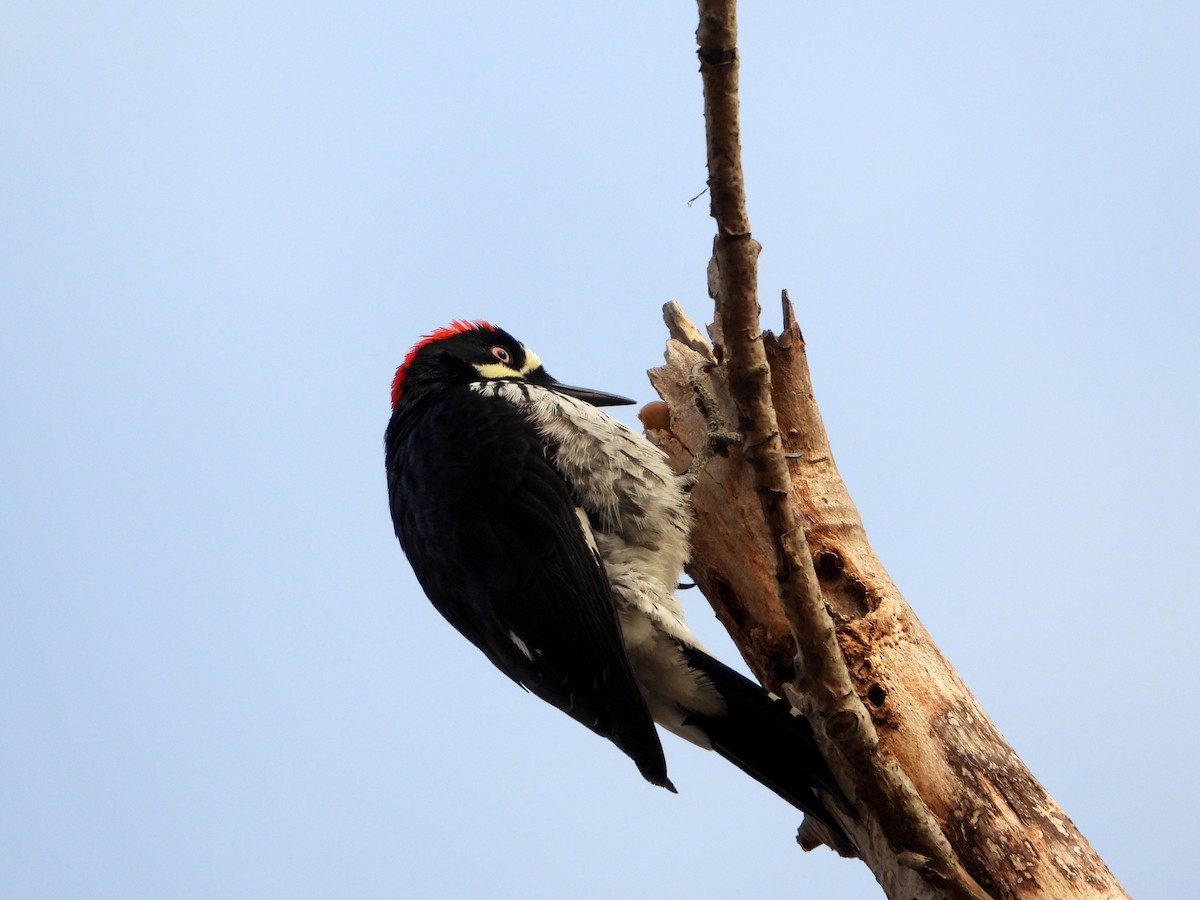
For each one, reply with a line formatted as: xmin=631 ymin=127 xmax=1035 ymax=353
xmin=385 ymin=385 xmax=672 ymax=788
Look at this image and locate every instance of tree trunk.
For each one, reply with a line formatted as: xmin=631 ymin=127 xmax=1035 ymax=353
xmin=646 ymin=2 xmax=1131 ymax=897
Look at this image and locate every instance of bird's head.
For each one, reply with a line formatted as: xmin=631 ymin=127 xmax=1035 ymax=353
xmin=391 ymin=320 xmax=635 ymax=409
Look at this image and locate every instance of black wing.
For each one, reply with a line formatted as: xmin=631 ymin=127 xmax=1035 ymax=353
xmin=385 ymin=386 xmax=671 ymax=788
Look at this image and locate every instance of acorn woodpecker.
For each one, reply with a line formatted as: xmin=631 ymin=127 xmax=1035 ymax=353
xmin=385 ymin=320 xmax=847 ymax=835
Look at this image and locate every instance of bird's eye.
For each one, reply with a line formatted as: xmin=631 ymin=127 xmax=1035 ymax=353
xmin=490 ymin=346 xmax=512 ymax=364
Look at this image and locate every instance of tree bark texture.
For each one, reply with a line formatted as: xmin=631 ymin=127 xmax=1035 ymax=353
xmin=655 ymin=2 xmax=1131 ymax=898
xmin=648 ymin=303 xmax=1127 ymax=899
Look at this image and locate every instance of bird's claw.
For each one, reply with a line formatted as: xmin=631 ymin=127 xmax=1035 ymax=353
xmin=682 ymin=361 xmax=743 ymax=487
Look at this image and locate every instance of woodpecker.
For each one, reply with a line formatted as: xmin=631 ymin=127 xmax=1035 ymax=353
xmin=385 ymin=320 xmax=848 ymax=839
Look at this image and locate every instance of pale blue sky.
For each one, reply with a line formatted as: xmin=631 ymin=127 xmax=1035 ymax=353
xmin=2 ymin=3 xmax=1196 ymax=898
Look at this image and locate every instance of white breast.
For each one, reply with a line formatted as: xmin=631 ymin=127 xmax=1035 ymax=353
xmin=476 ymin=381 xmax=725 ymax=740
xmin=475 ymin=382 xmax=692 ymax=623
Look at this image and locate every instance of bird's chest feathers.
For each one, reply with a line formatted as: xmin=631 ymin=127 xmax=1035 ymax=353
xmin=471 ymin=381 xmax=692 ymax=577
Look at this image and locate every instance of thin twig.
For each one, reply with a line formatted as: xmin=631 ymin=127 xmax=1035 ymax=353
xmin=693 ymin=3 xmax=988 ymax=897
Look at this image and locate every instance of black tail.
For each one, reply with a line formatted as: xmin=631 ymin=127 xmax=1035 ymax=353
xmin=680 ymin=646 xmax=854 ymax=846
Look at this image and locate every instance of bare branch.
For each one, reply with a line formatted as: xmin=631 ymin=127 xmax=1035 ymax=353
xmin=672 ymin=2 xmax=1130 ymax=897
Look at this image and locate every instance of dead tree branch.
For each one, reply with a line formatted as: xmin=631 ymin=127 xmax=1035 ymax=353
xmin=640 ymin=2 xmax=1131 ymax=897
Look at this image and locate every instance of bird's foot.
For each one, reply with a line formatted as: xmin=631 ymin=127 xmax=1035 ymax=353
xmin=681 ymin=361 xmax=742 ymax=488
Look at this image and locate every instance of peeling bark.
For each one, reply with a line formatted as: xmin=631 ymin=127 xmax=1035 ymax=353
xmin=653 ymin=1 xmax=1131 ymax=896
xmin=648 ymin=300 xmax=1128 ymax=899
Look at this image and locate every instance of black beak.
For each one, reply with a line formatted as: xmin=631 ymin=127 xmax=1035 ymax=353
xmin=551 ymin=382 xmax=636 ymax=407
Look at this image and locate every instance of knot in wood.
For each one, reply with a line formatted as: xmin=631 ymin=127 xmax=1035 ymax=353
xmin=696 ymin=46 xmax=737 ymax=66
xmin=824 ymin=708 xmax=861 ymax=742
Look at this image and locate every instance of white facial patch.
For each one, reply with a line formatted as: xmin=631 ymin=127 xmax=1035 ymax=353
xmin=474 ymin=362 xmax=524 ymax=381
xmin=520 ymin=346 xmax=542 ymax=372
xmin=473 ymin=344 xmax=544 ymax=383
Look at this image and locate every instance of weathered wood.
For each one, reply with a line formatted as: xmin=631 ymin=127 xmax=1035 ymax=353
xmin=674 ymin=2 xmax=1129 ymax=894
xmin=646 ymin=300 xmax=1129 ymax=899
